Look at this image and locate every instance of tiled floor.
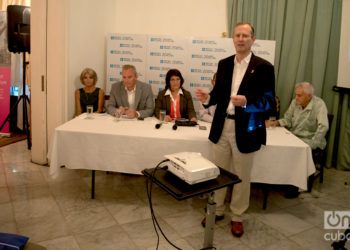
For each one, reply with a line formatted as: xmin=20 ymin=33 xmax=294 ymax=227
xmin=1 ymin=141 xmax=349 ymax=249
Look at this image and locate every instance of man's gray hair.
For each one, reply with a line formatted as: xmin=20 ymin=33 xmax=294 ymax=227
xmin=122 ymin=64 xmax=138 ymax=77
xmin=295 ymin=82 xmax=314 ymax=95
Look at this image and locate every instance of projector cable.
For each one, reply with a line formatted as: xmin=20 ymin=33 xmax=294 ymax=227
xmin=146 ymin=159 xmax=182 ymax=250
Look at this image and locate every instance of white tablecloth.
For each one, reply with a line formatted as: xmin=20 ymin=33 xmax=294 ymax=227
xmin=49 ymin=114 xmax=211 ymax=176
xmin=49 ymin=114 xmax=315 ymax=190
xmin=252 ymin=128 xmax=315 ymax=190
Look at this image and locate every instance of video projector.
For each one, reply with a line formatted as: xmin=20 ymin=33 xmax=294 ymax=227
xmin=164 ymin=152 xmax=220 ymax=185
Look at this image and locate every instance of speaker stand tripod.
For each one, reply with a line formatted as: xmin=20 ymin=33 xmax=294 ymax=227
xmin=0 ymin=53 xmax=31 ymax=149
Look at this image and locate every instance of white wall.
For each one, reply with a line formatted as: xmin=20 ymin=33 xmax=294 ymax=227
xmin=67 ymin=0 xmax=117 ymax=119
xmin=337 ymin=0 xmax=350 ymax=88
xmin=31 ymin=0 xmax=47 ymax=164
xmin=67 ymin=0 xmax=227 ymax=119
xmin=113 ymin=0 xmax=227 ymax=36
xmin=32 ymin=0 xmax=69 ymax=164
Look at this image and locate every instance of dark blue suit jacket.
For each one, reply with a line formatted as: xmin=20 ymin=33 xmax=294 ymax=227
xmin=207 ymin=54 xmax=275 ymax=153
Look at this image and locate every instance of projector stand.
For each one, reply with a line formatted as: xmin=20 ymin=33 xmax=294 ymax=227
xmin=142 ymin=167 xmax=241 ymax=249
xmin=203 ymin=192 xmax=216 ymax=248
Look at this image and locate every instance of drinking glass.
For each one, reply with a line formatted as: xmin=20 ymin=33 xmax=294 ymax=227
xmin=159 ymin=109 xmax=166 ymax=122
xmin=269 ymin=116 xmax=276 ymax=128
xmin=114 ymin=108 xmax=122 ymax=122
xmin=86 ymin=105 xmax=94 ymax=119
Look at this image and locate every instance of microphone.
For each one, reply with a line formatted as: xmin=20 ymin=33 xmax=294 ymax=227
xmin=172 ymin=124 xmax=177 ymax=130
xmin=155 ymin=123 xmax=162 ymax=129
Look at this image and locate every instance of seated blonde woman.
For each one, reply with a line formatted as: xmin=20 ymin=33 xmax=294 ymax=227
xmin=75 ymin=68 xmax=105 ymax=116
xmin=155 ymin=69 xmax=197 ymax=122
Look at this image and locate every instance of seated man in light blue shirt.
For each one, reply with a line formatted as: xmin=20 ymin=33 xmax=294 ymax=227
xmin=271 ymin=82 xmax=329 ymax=198
xmin=273 ymin=82 xmax=329 ymax=150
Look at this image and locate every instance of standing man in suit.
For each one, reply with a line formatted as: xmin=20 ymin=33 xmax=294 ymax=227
xmin=196 ymin=22 xmax=275 ymax=237
xmin=107 ymin=64 xmax=154 ymax=119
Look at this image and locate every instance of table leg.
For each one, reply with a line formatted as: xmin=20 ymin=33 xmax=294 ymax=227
xmin=262 ymin=184 xmax=269 ymax=210
xmin=91 ymin=170 xmax=95 ymax=199
xmin=203 ymin=192 xmax=216 ymax=249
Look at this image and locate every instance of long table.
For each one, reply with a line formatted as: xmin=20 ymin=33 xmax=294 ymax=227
xmin=49 ymin=113 xmax=315 ymax=193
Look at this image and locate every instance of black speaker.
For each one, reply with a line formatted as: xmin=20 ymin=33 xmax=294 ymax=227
xmin=7 ymin=5 xmax=30 ymax=53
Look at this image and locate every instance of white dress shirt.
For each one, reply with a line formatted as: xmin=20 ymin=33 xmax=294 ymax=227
xmin=226 ymin=52 xmax=252 ymax=115
xmin=126 ymin=86 xmax=136 ymax=110
xmin=165 ymin=88 xmax=183 ymax=119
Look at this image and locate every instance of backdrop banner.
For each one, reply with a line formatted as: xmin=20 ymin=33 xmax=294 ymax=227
xmin=106 ymin=34 xmax=275 ymax=111
xmin=0 ymin=11 xmax=11 ymax=135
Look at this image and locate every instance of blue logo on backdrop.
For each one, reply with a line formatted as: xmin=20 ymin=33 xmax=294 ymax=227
xmin=192 ymin=40 xmax=203 ymax=44
xmin=150 ymin=52 xmax=161 ymax=56
xmin=160 ymin=59 xmax=171 ymax=64
xmin=200 ymin=76 xmax=211 ymax=81
xmin=202 ymin=62 xmax=213 ymax=66
xmin=191 ymin=69 xmax=201 ymax=73
xmin=150 ymin=38 xmax=161 ymax=42
xmin=201 ymin=48 xmax=213 ymax=52
xmin=150 ymin=66 xmax=160 ymax=70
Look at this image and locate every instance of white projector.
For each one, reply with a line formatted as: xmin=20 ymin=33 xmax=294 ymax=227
xmin=164 ymin=152 xmax=220 ymax=185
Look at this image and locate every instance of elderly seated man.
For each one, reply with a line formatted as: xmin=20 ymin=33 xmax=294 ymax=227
xmin=271 ymin=82 xmax=329 ymax=197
